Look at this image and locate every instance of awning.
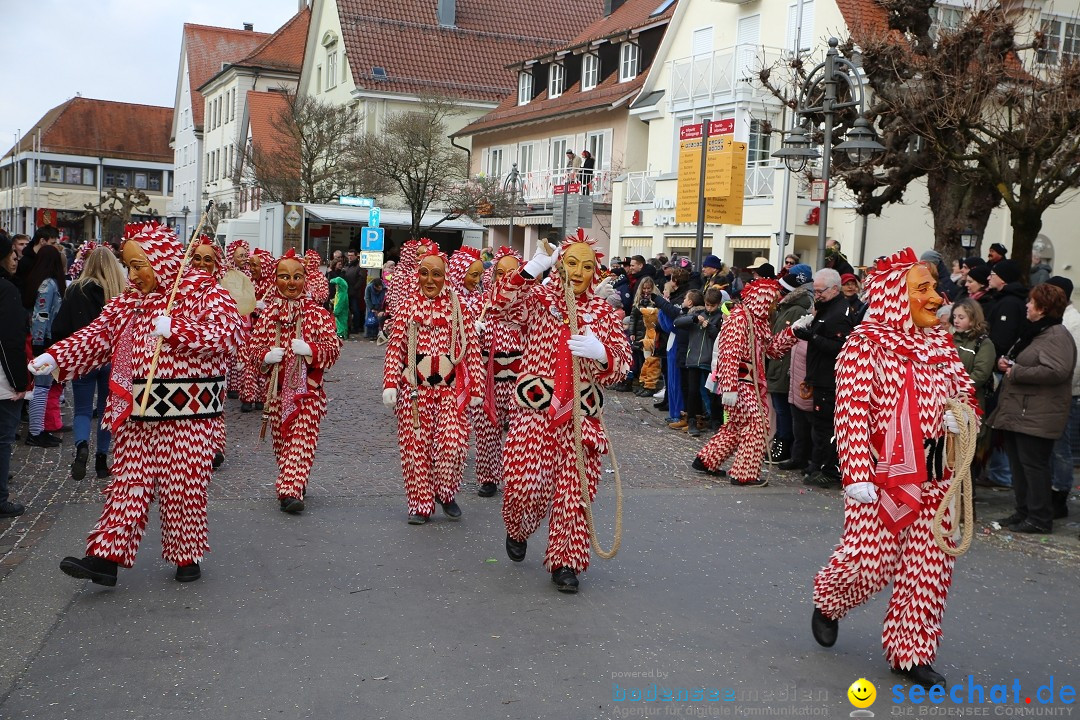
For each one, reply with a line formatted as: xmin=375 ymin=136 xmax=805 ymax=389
xmin=304 ymin=204 xmax=486 ymax=232
xmin=666 ymin=236 xmax=713 ymax=249
xmin=726 ymin=236 xmax=772 ymax=250
xmin=481 ymin=215 xmax=553 ymax=226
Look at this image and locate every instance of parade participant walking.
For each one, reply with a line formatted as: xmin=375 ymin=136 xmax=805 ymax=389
xmin=303 ymin=249 xmax=329 ymax=306
xmin=32 ymin=222 xmax=242 ymax=586
xmin=473 ymin=246 xmax=523 ymax=497
xmin=189 ymin=238 xmax=233 ymax=469
xmin=809 ymin=247 xmax=977 ymax=690
xmin=383 ymin=245 xmax=482 ymax=524
xmin=448 ymin=245 xmax=485 ymax=317
xmin=693 ymin=279 xmax=787 ymax=486
xmin=491 ymin=231 xmax=632 ymax=593
xmin=385 ymin=239 xmax=430 ymax=332
xmin=240 ymin=248 xmax=277 ymax=413
xmin=224 ymin=240 xmax=252 ymax=399
xmin=247 ymin=249 xmax=341 ymax=514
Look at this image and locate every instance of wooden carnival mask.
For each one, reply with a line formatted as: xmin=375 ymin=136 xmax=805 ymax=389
xmin=419 ymin=255 xmax=447 ymax=298
xmin=907 ymin=263 xmax=943 ymax=328
xmin=464 ymin=260 xmax=484 ymax=292
xmin=122 ymin=242 xmax=158 ymax=295
xmin=276 ymin=257 xmax=306 ymax=300
xmin=231 ymin=245 xmax=249 ymax=271
xmin=249 ymin=253 xmax=263 ymax=280
xmin=494 ymin=255 xmax=520 ymax=282
xmin=191 ymin=243 xmax=219 ymax=276
xmin=560 ymin=243 xmax=597 ymax=296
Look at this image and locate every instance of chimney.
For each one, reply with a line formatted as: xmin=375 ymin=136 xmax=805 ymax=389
xmin=603 ymin=0 xmax=627 ymax=15
xmin=436 ymin=0 xmax=456 ymax=27
xmin=243 ymin=22 xmax=254 ymax=31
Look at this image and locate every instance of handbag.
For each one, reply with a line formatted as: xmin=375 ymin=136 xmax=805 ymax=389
xmin=365 ymin=309 xmax=378 ymax=328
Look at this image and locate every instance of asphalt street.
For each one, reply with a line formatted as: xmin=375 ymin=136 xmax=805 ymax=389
xmin=1 ymin=339 xmax=1077 ymax=720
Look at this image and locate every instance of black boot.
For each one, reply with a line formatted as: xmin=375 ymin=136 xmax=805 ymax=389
xmin=551 ymin=566 xmax=579 ymax=593
xmin=280 ymin=497 xmax=305 ymax=514
xmin=893 ymin=664 xmax=946 ymax=690
xmin=240 ymin=402 xmax=254 ymax=413
xmin=1051 ymin=489 xmax=1070 ymax=519
xmin=175 ymin=563 xmax=201 ymax=582
xmin=811 ymin=607 xmax=838 ymax=647
xmin=437 ymin=497 xmax=462 ymax=520
xmin=211 ymin=452 xmax=225 ymax=469
xmin=71 ymin=441 xmax=89 ymax=481
xmin=477 ymin=482 xmax=498 ymax=497
xmin=505 ymin=533 xmax=527 ymax=562
xmin=60 ymin=555 xmax=118 ymax=586
xmin=768 ymin=438 xmax=791 ymax=464
xmin=778 ymin=458 xmax=808 ymax=472
xmin=94 ymin=452 xmax=110 ymax=479
xmin=407 ymin=513 xmax=428 ymax=525
xmin=692 ymin=456 xmax=726 ymax=477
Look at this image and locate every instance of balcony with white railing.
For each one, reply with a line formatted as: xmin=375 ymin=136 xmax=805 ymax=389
xmin=516 ymin=168 xmax=614 ymax=205
xmin=670 ymin=44 xmax=786 ymax=109
xmin=625 ymin=170 xmax=663 ymax=204
xmin=744 ymin=160 xmax=777 ymax=199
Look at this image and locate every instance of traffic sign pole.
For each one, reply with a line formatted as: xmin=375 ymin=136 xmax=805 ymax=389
xmin=694 ymin=118 xmax=711 ymax=267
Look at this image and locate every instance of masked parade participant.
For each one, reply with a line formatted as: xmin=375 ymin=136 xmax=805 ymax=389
xmin=693 ymin=278 xmax=788 ymax=487
xmin=385 ymin=239 xmax=425 ymax=333
xmin=189 ymin=238 xmax=230 ymax=469
xmin=491 ymin=231 xmax=632 ymax=593
xmin=448 ymin=246 xmax=485 ymax=317
xmin=382 ymin=245 xmax=482 ymax=525
xmin=473 ymin=246 xmax=523 ymax=498
xmin=240 ymin=248 xmax=277 ymax=413
xmin=29 ymin=223 xmax=241 ymax=586
xmin=809 ymin=248 xmax=977 ymax=689
xmin=224 ymin=239 xmax=252 ymax=400
xmin=303 ymin=249 xmax=329 ymax=306
xmin=246 ymin=249 xmax=341 ymax=514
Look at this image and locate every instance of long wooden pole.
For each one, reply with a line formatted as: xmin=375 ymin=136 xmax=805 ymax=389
xmin=137 ymin=201 xmax=214 ymax=416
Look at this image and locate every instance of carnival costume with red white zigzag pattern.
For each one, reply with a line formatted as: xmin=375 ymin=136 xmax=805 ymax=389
xmin=697 ymin=278 xmax=792 ymax=484
xmin=47 ymin=223 xmax=242 ymax=567
xmin=473 ymin=246 xmax=524 ymax=489
xmin=224 ymin=239 xmax=252 ymax=399
xmin=246 ymin=249 xmax=341 ymax=504
xmin=383 ymin=247 xmax=483 ymax=517
xmin=813 ymin=247 xmax=978 ymax=670
xmin=491 ymin=232 xmax=632 ymax=574
xmin=385 ymin=239 xmax=423 ymax=333
xmin=240 ymin=248 xmax=277 ymax=405
xmin=303 ymin=249 xmax=329 ymax=306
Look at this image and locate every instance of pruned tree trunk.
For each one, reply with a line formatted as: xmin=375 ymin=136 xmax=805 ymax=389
xmin=926 ymin=172 xmax=1000 ymax=264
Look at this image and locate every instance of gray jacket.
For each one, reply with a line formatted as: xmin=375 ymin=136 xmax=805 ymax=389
xmin=766 ymin=285 xmax=812 ymax=393
xmin=991 ymin=323 xmax=1077 ymax=439
xmin=675 ymin=305 xmax=722 ymax=368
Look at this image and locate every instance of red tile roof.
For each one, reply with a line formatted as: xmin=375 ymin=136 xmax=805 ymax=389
xmin=235 ymin=8 xmax=311 ymax=75
xmin=246 ymin=91 xmax=298 ymax=168
xmin=183 ymin=24 xmax=270 ymax=130
xmin=338 ymin=0 xmax=605 ymax=102
xmin=3 ymin=97 xmax=173 ymax=163
xmin=457 ymin=0 xmax=675 ymax=136
xmin=834 ymin=0 xmax=889 ymax=36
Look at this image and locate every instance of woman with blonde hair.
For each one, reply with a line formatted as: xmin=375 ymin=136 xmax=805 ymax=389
xmin=52 ymin=247 xmax=126 ymax=480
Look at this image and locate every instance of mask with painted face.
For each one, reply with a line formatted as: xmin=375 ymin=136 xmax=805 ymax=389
xmin=494 ymin=255 xmax=520 ymax=282
xmin=191 ymin=243 xmax=219 ymax=276
xmin=906 ymin=263 xmax=943 ymax=328
xmin=418 ymin=255 xmax=447 ymax=298
xmin=559 ymin=242 xmax=597 ymax=296
xmin=464 ymin=260 xmax=484 ymax=292
xmin=276 ymin=257 xmax=307 ymax=300
xmin=122 ymin=242 xmax=158 ymax=295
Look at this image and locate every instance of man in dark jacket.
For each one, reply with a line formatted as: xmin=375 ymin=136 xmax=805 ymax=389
xmin=0 ymin=235 xmax=28 ymax=517
xmin=824 ymin=240 xmax=854 ymax=276
xmin=790 ymin=268 xmax=855 ymax=485
xmin=765 ymin=264 xmax=814 ymax=463
xmin=342 ymin=250 xmax=366 ymax=334
xmin=14 ymin=225 xmax=60 ymax=291
xmin=986 ymin=259 xmax=1028 ymax=356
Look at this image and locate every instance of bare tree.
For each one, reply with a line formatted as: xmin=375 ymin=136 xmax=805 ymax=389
xmin=237 ymin=90 xmax=385 ymax=204
xmin=82 ymin=187 xmax=157 ymax=243
xmin=351 ymin=96 xmax=471 ymax=239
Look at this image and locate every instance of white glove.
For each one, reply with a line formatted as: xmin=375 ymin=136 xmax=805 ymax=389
xmin=721 ymin=391 xmax=738 ymax=407
xmin=523 ymin=246 xmax=557 ymax=278
xmin=568 ymin=328 xmax=607 ymax=362
xmin=943 ymin=410 xmax=961 ymax=434
xmin=291 ymin=338 xmax=313 ymax=357
xmin=382 ymin=388 xmax=398 ymax=407
xmin=469 ymin=396 xmax=483 ymax=408
xmin=263 ymin=347 xmax=285 ymax=365
xmin=474 ymin=319 xmax=486 ymax=335
xmin=256 ymin=300 xmax=267 ymax=311
xmin=28 ymin=352 xmax=57 ymax=376
xmin=845 ymin=482 xmax=879 ymax=504
xmin=790 ymin=314 xmax=813 ymax=332
xmin=151 ymin=315 xmax=172 ymax=339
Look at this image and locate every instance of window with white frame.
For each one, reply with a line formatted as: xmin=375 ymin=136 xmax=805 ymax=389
xmin=551 ymin=138 xmax=568 ymax=174
xmin=327 ymin=48 xmax=338 ymax=90
xmin=549 ymin=62 xmax=565 ymax=98
xmin=1039 ymin=15 xmax=1080 ymax=64
xmin=748 ymin=119 xmax=772 ymax=164
xmin=929 ymin=4 xmax=963 ymax=40
xmin=487 ymin=147 xmax=505 ymax=178
xmin=786 ymin=1 xmax=814 ymax=54
xmin=619 ymin=42 xmax=639 ymax=81
xmin=517 ymin=142 xmax=536 ymax=174
xmin=582 ymin=53 xmax=600 ymax=90
xmin=518 ymin=71 xmax=533 ymax=105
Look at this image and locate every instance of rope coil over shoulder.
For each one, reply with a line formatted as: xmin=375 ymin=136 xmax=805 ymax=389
xmin=932 ymin=398 xmax=978 ymax=556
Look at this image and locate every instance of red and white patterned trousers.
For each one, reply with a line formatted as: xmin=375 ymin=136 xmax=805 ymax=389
xmin=395 ymin=386 xmax=468 ymax=516
xmin=269 ymin=390 xmax=327 ymax=500
xmin=473 ymin=380 xmax=516 ymax=487
xmin=240 ymin=361 xmax=269 ymax=404
xmin=86 ymin=418 xmax=215 ymax=567
xmin=813 ymin=480 xmax=955 ymax=669
xmin=697 ymin=384 xmax=768 ymax=483
xmin=502 ymin=411 xmax=601 ymax=573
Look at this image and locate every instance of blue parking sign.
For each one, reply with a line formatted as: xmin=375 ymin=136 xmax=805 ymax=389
xmin=362 ymin=226 xmax=384 ymax=252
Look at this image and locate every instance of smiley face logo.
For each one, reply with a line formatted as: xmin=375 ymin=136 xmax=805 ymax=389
xmin=848 ymin=678 xmax=876 ymax=709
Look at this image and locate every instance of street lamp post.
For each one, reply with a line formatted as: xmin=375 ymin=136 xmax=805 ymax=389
xmin=181 ymin=205 xmax=190 ymax=241
xmin=503 ymin=162 xmax=521 ymax=251
xmin=772 ymin=37 xmax=884 ymax=266
xmin=960 ymin=226 xmax=978 ymax=254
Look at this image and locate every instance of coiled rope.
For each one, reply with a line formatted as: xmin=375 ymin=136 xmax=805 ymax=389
xmin=932 ymin=398 xmax=978 ymax=556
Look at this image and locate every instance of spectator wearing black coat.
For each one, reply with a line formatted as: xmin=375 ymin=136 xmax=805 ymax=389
xmin=15 ymin=225 xmax=60 ymax=290
xmin=342 ymin=250 xmax=367 ymax=334
xmin=986 ymin=259 xmax=1028 ymax=357
xmin=920 ymin=249 xmax=959 ymax=301
xmin=0 ymin=235 xmax=28 ymax=517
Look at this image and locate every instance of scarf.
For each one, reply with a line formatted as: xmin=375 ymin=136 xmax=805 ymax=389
xmin=1007 ymin=316 xmax=1061 ymax=361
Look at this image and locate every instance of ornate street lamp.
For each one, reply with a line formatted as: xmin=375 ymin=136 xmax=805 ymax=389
xmin=960 ymin=225 xmax=978 ymax=251
xmin=503 ymin=162 xmax=521 ymax=250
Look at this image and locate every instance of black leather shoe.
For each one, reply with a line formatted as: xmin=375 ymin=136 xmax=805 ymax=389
xmin=226 ymin=390 xmax=240 ymax=399
xmin=175 ymin=563 xmax=201 ymax=582
xmin=1009 ymin=519 xmax=1051 ymax=534
xmin=654 ymin=401 xmax=668 ymax=411
xmin=811 ymin=608 xmax=838 ymax=647
xmin=997 ymin=512 xmax=1026 ymax=525
xmin=778 ymin=458 xmax=809 ymax=472
xmin=211 ymin=452 xmax=225 ymax=469
xmin=254 ymin=402 xmax=264 ymax=411
xmin=803 ymin=471 xmax=840 ymax=488
xmin=893 ymin=664 xmax=946 ymax=690
xmin=240 ymin=402 xmax=254 ymax=413
xmin=60 ymin=555 xmax=118 ymax=586
xmin=551 ymin=566 xmax=579 ymax=593
xmin=506 ymin=534 xmax=527 ymax=562
xmin=437 ymin=498 xmax=462 ymax=520
xmin=407 ymin=513 xmax=428 ymax=525
xmin=95 ymin=452 xmax=110 ymax=479
xmin=0 ymin=501 xmax=25 ymax=518
xmin=26 ymin=432 xmax=61 ymax=448
xmin=477 ymin=482 xmax=498 ymax=497
xmin=280 ymin=497 xmax=305 ymax=514
xmin=72 ymin=441 xmax=89 ymax=481
xmin=691 ymin=456 xmax=726 ymax=477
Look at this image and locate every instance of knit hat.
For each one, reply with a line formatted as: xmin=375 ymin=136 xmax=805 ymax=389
xmin=779 ymin=263 xmax=812 ymax=292
xmin=920 ymin=249 xmax=943 ymax=265
xmin=963 ymin=256 xmax=986 ymax=270
xmin=840 ymin=273 xmax=859 ymax=286
xmin=0 ymin=234 xmax=12 ymax=263
xmin=702 ymin=254 xmax=723 ymax=270
xmin=990 ymin=259 xmax=1021 ymax=284
xmin=1046 ymin=275 xmax=1074 ymax=301
xmin=989 ymin=242 xmax=1007 ymax=256
xmin=967 ymin=265 xmax=991 ymax=286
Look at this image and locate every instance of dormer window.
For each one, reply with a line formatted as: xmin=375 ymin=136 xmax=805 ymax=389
xmin=582 ymin=53 xmax=599 ymax=91
xmin=549 ymin=62 xmax=565 ymax=98
xmin=518 ymin=71 xmax=533 ymax=105
xmin=619 ymin=42 xmax=640 ymax=82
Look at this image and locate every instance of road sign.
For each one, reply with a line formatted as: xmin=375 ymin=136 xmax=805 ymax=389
xmin=286 ymin=208 xmax=302 ymax=229
xmin=359 ymin=251 xmax=384 ymax=269
xmin=369 ymin=206 xmax=381 ymax=229
xmin=553 ymin=183 xmax=581 ymax=196
xmin=339 ymin=196 xmax=374 ymax=207
xmin=362 ymin=226 xmax=385 ymax=252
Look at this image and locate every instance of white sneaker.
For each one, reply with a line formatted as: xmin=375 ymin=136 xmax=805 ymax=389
xmin=652 ymin=388 xmax=665 ymax=400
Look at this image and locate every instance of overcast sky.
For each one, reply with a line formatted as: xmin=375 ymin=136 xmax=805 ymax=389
xmin=0 ymin=0 xmax=303 ymax=150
